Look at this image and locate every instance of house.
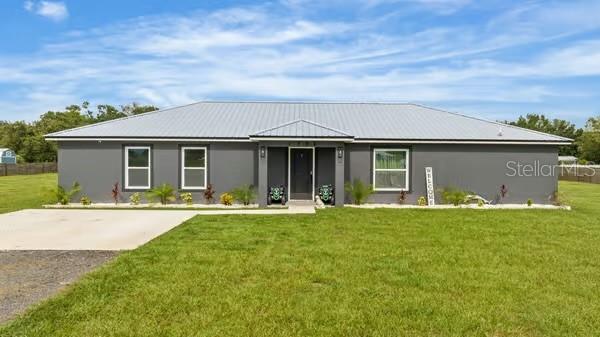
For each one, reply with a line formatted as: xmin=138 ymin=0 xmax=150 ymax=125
xmin=0 ymin=148 xmax=16 ymax=164
xmin=45 ymin=101 xmax=571 ymax=205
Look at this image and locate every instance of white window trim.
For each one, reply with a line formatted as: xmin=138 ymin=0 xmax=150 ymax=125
xmin=372 ymin=148 xmax=409 ymax=191
xmin=181 ymin=146 xmax=207 ymax=190
xmin=125 ymin=146 xmax=151 ymax=190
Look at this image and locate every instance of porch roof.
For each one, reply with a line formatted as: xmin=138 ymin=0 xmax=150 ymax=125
xmin=250 ymin=119 xmax=354 ymax=139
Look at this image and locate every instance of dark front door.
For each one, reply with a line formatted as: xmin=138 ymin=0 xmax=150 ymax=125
xmin=290 ymin=148 xmax=313 ymax=200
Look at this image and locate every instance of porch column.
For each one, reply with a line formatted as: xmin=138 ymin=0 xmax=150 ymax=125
xmin=258 ymin=142 xmax=268 ymax=207
xmin=335 ymin=144 xmax=345 ymax=207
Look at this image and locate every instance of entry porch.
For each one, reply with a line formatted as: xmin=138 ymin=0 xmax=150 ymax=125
xmin=257 ymin=141 xmax=345 ymax=207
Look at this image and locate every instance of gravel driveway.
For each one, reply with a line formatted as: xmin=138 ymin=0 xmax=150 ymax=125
xmin=0 ymin=250 xmax=117 ymax=324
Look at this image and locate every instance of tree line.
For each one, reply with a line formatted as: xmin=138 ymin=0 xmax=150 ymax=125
xmin=0 ymin=102 xmax=158 ymax=163
xmin=506 ymin=114 xmax=600 ymax=163
xmin=1 ymin=103 xmax=599 ymax=163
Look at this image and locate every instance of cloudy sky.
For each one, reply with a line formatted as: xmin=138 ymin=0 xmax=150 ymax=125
xmin=0 ymin=0 xmax=599 ymax=125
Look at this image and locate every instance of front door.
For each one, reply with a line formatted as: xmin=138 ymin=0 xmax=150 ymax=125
xmin=290 ymin=148 xmax=313 ymax=200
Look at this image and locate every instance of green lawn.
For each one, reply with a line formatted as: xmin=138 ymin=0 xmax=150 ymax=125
xmin=1 ymin=181 xmax=600 ymax=336
xmin=0 ymin=173 xmax=56 ymax=214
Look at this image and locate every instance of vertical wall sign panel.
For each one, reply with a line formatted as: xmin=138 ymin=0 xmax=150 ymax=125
xmin=425 ymin=167 xmax=435 ymax=206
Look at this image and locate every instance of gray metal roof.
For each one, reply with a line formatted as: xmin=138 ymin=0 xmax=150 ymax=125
xmin=251 ymin=119 xmax=353 ymax=138
xmin=46 ymin=101 xmax=571 ymax=143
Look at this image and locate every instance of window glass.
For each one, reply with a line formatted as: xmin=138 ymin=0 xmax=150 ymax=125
xmin=128 ymin=148 xmax=149 ymax=167
xmin=182 ymin=147 xmax=207 ymax=189
xmin=128 ymin=168 xmax=149 ymax=187
xmin=375 ymin=151 xmax=406 ymax=169
xmin=184 ymin=149 xmax=205 ymax=167
xmin=375 ymin=171 xmax=406 ymax=189
xmin=373 ymin=149 xmax=408 ymax=190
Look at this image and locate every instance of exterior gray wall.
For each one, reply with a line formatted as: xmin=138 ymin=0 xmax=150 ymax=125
xmin=267 ymin=147 xmax=287 ymax=189
xmin=58 ymin=141 xmax=257 ymax=203
xmin=58 ymin=141 xmax=558 ymax=205
xmin=316 ymin=148 xmax=335 ymax=187
xmin=345 ymin=143 xmax=559 ymax=204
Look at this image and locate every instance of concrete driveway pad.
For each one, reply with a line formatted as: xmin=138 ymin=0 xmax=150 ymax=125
xmin=0 ymin=209 xmax=197 ymax=250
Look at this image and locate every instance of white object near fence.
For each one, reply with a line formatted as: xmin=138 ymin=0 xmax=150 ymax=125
xmin=425 ymin=167 xmax=435 ymax=206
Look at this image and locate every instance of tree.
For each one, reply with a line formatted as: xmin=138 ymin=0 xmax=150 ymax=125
xmin=507 ymin=114 xmax=583 ymax=156
xmin=121 ymin=103 xmax=159 ymax=116
xmin=0 ymin=121 xmax=34 ymax=154
xmin=579 ymin=116 xmax=600 ymax=163
xmin=0 ymin=101 xmax=159 ymax=163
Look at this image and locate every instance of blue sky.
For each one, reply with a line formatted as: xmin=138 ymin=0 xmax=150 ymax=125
xmin=1 ymin=0 xmax=599 ymax=125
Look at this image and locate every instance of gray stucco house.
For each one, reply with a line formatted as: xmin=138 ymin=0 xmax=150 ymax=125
xmin=46 ymin=101 xmax=571 ymax=206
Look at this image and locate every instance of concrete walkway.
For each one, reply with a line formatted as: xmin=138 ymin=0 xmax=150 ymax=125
xmin=0 ymin=206 xmax=314 ymax=251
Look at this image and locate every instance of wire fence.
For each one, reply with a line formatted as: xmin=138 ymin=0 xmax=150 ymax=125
xmin=0 ymin=162 xmax=57 ymax=176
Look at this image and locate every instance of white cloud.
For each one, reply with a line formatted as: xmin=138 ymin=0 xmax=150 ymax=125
xmin=24 ymin=1 xmax=68 ymax=21
xmin=2 ymin=1 xmax=600 ymax=123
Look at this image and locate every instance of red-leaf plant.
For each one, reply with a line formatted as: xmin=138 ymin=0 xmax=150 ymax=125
xmin=112 ymin=182 xmax=120 ymax=205
xmin=500 ymin=184 xmax=508 ymax=199
xmin=204 ymin=184 xmax=215 ymax=204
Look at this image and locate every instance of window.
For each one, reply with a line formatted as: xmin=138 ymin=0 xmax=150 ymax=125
xmin=181 ymin=147 xmax=207 ymax=189
xmin=125 ymin=146 xmax=151 ymax=189
xmin=373 ymin=149 xmax=409 ymax=191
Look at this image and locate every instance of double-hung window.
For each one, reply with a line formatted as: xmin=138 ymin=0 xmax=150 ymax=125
xmin=181 ymin=146 xmax=207 ymax=189
xmin=125 ymin=146 xmax=151 ymax=189
xmin=373 ymin=149 xmax=409 ymax=191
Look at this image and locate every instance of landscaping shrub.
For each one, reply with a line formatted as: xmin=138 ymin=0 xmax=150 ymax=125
xmin=417 ymin=196 xmax=427 ymax=206
xmin=180 ymin=192 xmax=193 ymax=206
xmin=440 ymin=186 xmax=471 ymax=206
xmin=204 ymin=184 xmax=216 ymax=204
xmin=80 ymin=196 xmax=92 ymax=206
xmin=112 ymin=182 xmax=120 ymax=205
xmin=398 ymin=191 xmax=408 ymax=204
xmin=527 ymin=198 xmax=533 ymax=207
xmin=478 ymin=199 xmax=485 ymax=207
xmin=146 ymin=183 xmax=176 ymax=205
xmin=220 ymin=192 xmax=234 ymax=206
xmin=129 ymin=192 xmax=141 ymax=205
xmin=55 ymin=181 xmax=80 ymax=205
xmin=230 ymin=184 xmax=256 ymax=205
xmin=344 ymin=179 xmax=374 ymax=205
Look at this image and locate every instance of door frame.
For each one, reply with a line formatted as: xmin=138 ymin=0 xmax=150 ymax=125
xmin=288 ymin=146 xmax=315 ymax=201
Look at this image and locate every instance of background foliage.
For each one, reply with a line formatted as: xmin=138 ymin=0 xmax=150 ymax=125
xmin=0 ymin=102 xmax=157 ymax=162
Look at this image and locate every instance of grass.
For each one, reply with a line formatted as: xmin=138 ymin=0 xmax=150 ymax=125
xmin=0 ymin=173 xmax=56 ymax=214
xmin=1 ymin=181 xmax=600 ymax=336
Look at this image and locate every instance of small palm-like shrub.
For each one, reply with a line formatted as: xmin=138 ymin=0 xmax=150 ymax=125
xmin=220 ymin=192 xmax=234 ymax=206
xmin=527 ymin=198 xmax=533 ymax=207
xmin=440 ymin=187 xmax=470 ymax=206
xmin=180 ymin=192 xmax=194 ymax=206
xmin=146 ymin=183 xmax=176 ymax=205
xmin=80 ymin=196 xmax=92 ymax=206
xmin=129 ymin=192 xmax=141 ymax=205
xmin=231 ymin=184 xmax=256 ymax=205
xmin=55 ymin=181 xmax=81 ymax=205
xmin=417 ymin=196 xmax=427 ymax=206
xmin=344 ymin=179 xmax=374 ymax=205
